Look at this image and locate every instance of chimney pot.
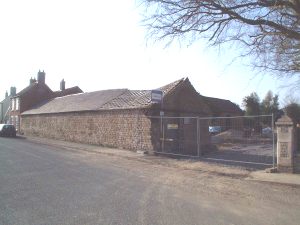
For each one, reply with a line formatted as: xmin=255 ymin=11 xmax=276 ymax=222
xmin=10 ymin=87 xmax=16 ymax=96
xmin=29 ymin=77 xmax=36 ymax=85
xmin=60 ymin=79 xmax=65 ymax=91
xmin=37 ymin=70 xmax=46 ymax=84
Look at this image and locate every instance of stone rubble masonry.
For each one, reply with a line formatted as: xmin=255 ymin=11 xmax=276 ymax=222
xmin=21 ymin=109 xmax=154 ymax=151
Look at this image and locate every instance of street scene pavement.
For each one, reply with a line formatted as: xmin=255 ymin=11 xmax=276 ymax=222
xmin=1 ymin=136 xmax=300 ymax=225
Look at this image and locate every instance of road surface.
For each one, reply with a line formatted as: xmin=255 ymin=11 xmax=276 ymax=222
xmin=0 ymin=137 xmax=300 ymax=225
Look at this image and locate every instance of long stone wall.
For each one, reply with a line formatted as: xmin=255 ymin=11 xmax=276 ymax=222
xmin=21 ymin=109 xmax=153 ymax=151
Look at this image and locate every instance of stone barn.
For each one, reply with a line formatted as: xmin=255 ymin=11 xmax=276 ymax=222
xmin=21 ymin=78 xmax=212 ymax=155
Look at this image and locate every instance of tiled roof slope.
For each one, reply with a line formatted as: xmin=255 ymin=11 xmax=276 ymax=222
xmin=22 ymin=89 xmax=127 ymax=115
xmin=102 ymin=78 xmax=184 ymax=109
xmin=16 ymin=83 xmax=38 ymax=96
xmin=22 ymin=78 xmax=184 ymax=115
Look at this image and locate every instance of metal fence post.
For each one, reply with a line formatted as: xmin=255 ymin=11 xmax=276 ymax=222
xmin=160 ymin=115 xmax=162 ymax=152
xmin=197 ymin=117 xmax=200 ymax=157
xmin=162 ymin=116 xmax=165 ymax=153
xmin=272 ymin=113 xmax=276 ymax=168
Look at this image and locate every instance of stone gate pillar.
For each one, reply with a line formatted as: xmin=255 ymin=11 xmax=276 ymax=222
xmin=276 ymin=115 xmax=295 ymax=173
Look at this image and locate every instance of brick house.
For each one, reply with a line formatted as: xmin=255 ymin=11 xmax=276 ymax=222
xmin=10 ymin=70 xmax=82 ymax=131
xmin=21 ymin=78 xmax=212 ymax=155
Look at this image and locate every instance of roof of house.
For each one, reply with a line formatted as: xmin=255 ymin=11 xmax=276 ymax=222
xmin=53 ymin=86 xmax=83 ymax=98
xmin=15 ymin=83 xmax=38 ymax=96
xmin=0 ymin=95 xmax=10 ymax=104
xmin=203 ymin=96 xmax=242 ymax=115
xmin=22 ymin=78 xmax=184 ymax=115
xmin=14 ymin=82 xmax=53 ymax=97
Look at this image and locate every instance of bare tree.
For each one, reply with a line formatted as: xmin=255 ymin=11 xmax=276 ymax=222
xmin=142 ymin=0 xmax=300 ymax=77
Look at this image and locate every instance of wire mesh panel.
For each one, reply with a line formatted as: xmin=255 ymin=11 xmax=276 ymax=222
xmin=142 ymin=115 xmax=276 ymax=166
xmin=201 ymin=115 xmax=276 ymax=166
xmin=149 ymin=116 xmax=199 ymax=157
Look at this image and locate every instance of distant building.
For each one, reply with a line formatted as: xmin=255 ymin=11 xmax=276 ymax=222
xmin=203 ymin=96 xmax=243 ymax=130
xmin=0 ymin=87 xmax=17 ymax=124
xmin=9 ymin=70 xmax=82 ymax=131
xmin=53 ymin=79 xmax=82 ymax=98
xmin=203 ymin=96 xmax=243 ymax=117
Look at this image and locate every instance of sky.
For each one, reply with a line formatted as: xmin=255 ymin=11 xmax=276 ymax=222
xmin=0 ymin=0 xmax=298 ymax=108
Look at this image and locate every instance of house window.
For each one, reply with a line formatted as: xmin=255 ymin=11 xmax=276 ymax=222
xmin=12 ymin=99 xmax=15 ymax=111
xmin=16 ymin=98 xmax=19 ymax=110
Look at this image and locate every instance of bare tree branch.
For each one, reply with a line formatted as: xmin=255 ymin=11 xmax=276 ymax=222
xmin=142 ymin=0 xmax=300 ymax=78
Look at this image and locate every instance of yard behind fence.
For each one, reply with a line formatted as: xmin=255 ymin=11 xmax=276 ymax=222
xmin=147 ymin=115 xmax=275 ymax=166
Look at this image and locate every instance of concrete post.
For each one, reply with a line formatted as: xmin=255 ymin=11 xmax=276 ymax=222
xmin=276 ymin=115 xmax=295 ymax=173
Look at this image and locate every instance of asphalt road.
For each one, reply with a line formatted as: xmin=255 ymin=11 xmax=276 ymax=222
xmin=1 ymin=137 xmax=300 ymax=225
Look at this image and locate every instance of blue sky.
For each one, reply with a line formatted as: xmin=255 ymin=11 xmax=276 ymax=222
xmin=0 ymin=0 xmax=298 ymax=108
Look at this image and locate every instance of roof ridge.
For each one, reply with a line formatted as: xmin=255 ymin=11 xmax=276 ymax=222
xmin=16 ymin=83 xmax=39 ymax=96
xmin=53 ymin=88 xmax=127 ymax=99
xmin=54 ymin=86 xmax=81 ymax=92
xmin=157 ymin=78 xmax=185 ymax=99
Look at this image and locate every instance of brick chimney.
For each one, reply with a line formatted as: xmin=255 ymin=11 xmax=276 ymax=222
xmin=60 ymin=79 xmax=65 ymax=91
xmin=5 ymin=91 xmax=8 ymax=98
xmin=10 ymin=87 xmax=16 ymax=96
xmin=37 ymin=70 xmax=46 ymax=84
xmin=29 ymin=77 xmax=37 ymax=85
